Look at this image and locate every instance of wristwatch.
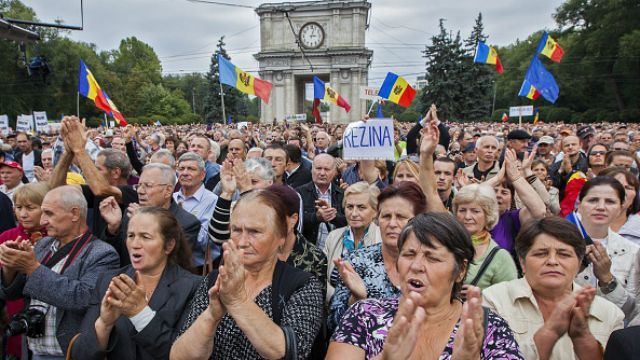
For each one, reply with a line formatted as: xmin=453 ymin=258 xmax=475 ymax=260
xmin=599 ymin=277 xmax=618 ymax=294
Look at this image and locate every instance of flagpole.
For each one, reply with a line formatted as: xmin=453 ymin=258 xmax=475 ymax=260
xmin=219 ymin=82 xmax=226 ymax=125
xmin=367 ymin=99 xmax=378 ymax=116
xmin=76 ymin=92 xmax=80 ymax=117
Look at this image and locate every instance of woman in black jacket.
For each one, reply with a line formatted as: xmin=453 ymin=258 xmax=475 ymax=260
xmin=71 ymin=207 xmax=201 ymax=359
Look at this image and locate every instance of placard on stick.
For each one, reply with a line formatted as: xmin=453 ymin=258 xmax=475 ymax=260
xmin=342 ymin=118 xmax=394 ymax=161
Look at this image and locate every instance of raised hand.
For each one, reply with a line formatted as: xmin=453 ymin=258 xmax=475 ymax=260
xmin=503 ymin=149 xmax=522 ymax=182
xmin=219 ymin=159 xmax=237 ymax=198
xmin=98 ymin=287 xmax=123 ymax=327
xmin=540 ymin=293 xmax=575 ymax=340
xmin=231 ymin=158 xmax=251 ymax=193
xmin=62 ymin=116 xmax=88 ymax=155
xmin=521 ymin=145 xmax=537 ymax=177
xmin=105 ymin=273 xmax=147 ymax=317
xmin=452 ymin=286 xmax=484 ymax=360
xmin=99 ymin=197 xmax=123 ymax=233
xmin=586 ymin=241 xmax=613 ymax=284
xmin=380 ymin=292 xmax=427 ymax=360
xmin=419 ymin=120 xmax=440 ymax=156
xmin=207 ymin=276 xmax=227 ymax=322
xmin=334 ymin=258 xmax=367 ymax=301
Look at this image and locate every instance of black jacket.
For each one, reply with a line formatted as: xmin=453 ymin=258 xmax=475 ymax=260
xmin=604 ymin=326 xmax=640 ymax=360
xmin=0 ymin=192 xmax=16 ymax=233
xmin=285 ymin=164 xmax=312 ymax=189
xmin=103 ymin=200 xmax=201 ymax=267
xmin=72 ymin=264 xmax=201 ymax=360
xmin=296 ymin=181 xmax=347 ymax=245
xmin=14 ymin=149 xmax=42 ymax=182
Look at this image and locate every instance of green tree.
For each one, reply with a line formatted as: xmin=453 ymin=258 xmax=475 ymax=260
xmin=420 ymin=19 xmax=466 ymax=121
xmin=202 ymin=36 xmax=244 ymax=123
xmin=460 ymin=13 xmax=495 ymax=121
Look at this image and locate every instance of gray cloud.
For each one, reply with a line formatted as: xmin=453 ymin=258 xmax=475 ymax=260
xmin=25 ymin=0 xmax=563 ymax=86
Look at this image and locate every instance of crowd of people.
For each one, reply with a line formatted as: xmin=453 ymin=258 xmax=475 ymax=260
xmin=0 ymin=108 xmax=639 ymax=359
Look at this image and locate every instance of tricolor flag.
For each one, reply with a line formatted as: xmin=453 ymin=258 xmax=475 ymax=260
xmin=473 ymin=41 xmax=504 ymax=74
xmin=537 ymin=32 xmax=564 ymax=63
xmin=218 ymin=55 xmax=272 ymax=103
xmin=501 ymin=113 xmax=509 ymax=122
xmin=518 ymin=79 xmax=541 ymax=100
xmin=533 ymin=110 xmax=540 ymax=125
xmin=523 ymin=57 xmax=559 ymax=103
xmin=378 ymin=72 xmax=416 ymax=108
xmin=313 ymin=76 xmax=351 ymax=112
xmin=78 ymin=60 xmax=127 ymax=126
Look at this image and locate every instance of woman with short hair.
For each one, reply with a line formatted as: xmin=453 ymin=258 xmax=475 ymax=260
xmin=600 ymin=167 xmax=640 ymax=245
xmin=484 ymin=216 xmax=624 ymax=359
xmin=328 ymin=212 xmax=523 ymax=359
xmin=324 ymin=182 xmax=381 ymax=301
xmin=453 ymin=184 xmax=518 ymax=291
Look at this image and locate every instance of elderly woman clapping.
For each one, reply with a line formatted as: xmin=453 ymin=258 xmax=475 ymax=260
xmin=171 ymin=190 xmax=324 ymax=360
xmin=327 ymin=212 xmax=524 ymax=359
xmin=483 ymin=217 xmax=624 ymax=359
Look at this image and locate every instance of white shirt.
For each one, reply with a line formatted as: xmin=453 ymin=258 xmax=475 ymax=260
xmin=22 ymin=151 xmax=35 ymax=182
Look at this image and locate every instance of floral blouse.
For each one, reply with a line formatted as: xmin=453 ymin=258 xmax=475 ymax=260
xmin=332 ymin=297 xmax=524 ymax=360
xmin=328 ymin=243 xmax=401 ymax=333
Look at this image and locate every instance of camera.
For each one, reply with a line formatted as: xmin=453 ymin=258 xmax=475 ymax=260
xmin=5 ymin=306 xmax=47 ymax=338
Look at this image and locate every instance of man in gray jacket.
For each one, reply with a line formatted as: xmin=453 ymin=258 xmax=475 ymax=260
xmin=0 ymin=186 xmax=119 ymax=359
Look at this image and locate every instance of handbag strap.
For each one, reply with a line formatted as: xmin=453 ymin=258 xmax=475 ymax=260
xmin=65 ymin=333 xmax=81 ymax=360
xmin=470 ymin=247 xmax=501 ymax=286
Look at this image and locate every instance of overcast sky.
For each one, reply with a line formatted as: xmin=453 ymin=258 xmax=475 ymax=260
xmin=24 ymin=0 xmax=564 ymax=87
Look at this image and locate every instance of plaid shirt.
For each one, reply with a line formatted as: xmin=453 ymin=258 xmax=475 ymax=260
xmin=28 ymin=241 xmax=67 ymax=356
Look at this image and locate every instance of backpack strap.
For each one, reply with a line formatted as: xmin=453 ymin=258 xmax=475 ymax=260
xmin=470 ymin=247 xmax=501 ymax=286
xmin=271 ymin=261 xmax=312 ymax=326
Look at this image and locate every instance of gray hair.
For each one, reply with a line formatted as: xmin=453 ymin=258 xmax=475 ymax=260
xmin=150 ymin=149 xmax=176 ymax=168
xmin=49 ymin=186 xmax=88 ymax=220
xmin=98 ymin=148 xmax=132 ymax=179
xmin=142 ymin=163 xmax=177 ymax=187
xmin=210 ymin=140 xmax=220 ymax=162
xmin=41 ymin=149 xmax=53 ymax=158
xmin=343 ymin=181 xmax=380 ymax=209
xmin=149 ymin=132 xmax=165 ymax=147
xmin=452 ymin=184 xmax=500 ymax=230
xmin=476 ymin=135 xmax=499 ymax=150
xmin=245 ymin=157 xmax=274 ymax=181
xmin=178 ymin=151 xmax=205 ymax=171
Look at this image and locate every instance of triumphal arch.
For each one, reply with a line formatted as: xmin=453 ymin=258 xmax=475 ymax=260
xmin=254 ymin=0 xmax=372 ymax=123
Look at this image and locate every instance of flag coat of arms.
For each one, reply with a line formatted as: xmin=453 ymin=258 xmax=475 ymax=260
xmin=537 ymin=32 xmax=564 ymax=63
xmin=378 ymin=72 xmax=416 ymax=108
xmin=78 ymin=60 xmax=127 ymax=126
xmin=218 ymin=55 xmax=272 ymax=103
xmin=474 ymin=41 xmax=504 ymax=74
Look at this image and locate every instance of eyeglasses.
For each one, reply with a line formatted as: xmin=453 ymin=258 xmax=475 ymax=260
xmin=133 ymin=182 xmax=170 ymax=191
xmin=589 ymin=151 xmax=607 ymax=156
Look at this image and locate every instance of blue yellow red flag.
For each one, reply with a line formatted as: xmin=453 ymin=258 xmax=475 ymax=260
xmin=518 ymin=79 xmax=541 ymax=100
xmin=537 ymin=32 xmax=564 ymax=63
xmin=78 ymin=60 xmax=127 ymax=126
xmin=524 ymin=57 xmax=559 ymax=103
xmin=378 ymin=72 xmax=416 ymax=108
xmin=313 ymin=76 xmax=351 ymax=112
xmin=218 ymin=55 xmax=272 ymax=103
xmin=473 ymin=41 xmax=504 ymax=74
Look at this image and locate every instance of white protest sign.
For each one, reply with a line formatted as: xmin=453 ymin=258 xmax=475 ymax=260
xmin=342 ymin=118 xmax=394 ymax=161
xmin=285 ymin=114 xmax=307 ymax=121
xmin=359 ymin=86 xmax=380 ymax=100
xmin=33 ymin=111 xmax=49 ymax=132
xmin=109 ymin=121 xmax=115 ymax=128
xmin=509 ymin=105 xmax=533 ymax=117
xmin=236 ymin=121 xmax=249 ymax=129
xmin=0 ymin=115 xmax=8 ymax=132
xmin=16 ymin=115 xmax=33 ymax=132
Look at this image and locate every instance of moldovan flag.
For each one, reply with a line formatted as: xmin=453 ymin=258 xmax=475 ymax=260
xmin=313 ymin=76 xmax=351 ymax=112
xmin=501 ymin=113 xmax=509 ymax=122
xmin=78 ymin=60 xmax=127 ymax=126
xmin=473 ymin=41 xmax=504 ymax=74
xmin=533 ymin=110 xmax=540 ymax=125
xmin=537 ymin=32 xmax=564 ymax=63
xmin=218 ymin=55 xmax=272 ymax=103
xmin=518 ymin=79 xmax=541 ymax=100
xmin=378 ymin=72 xmax=416 ymax=108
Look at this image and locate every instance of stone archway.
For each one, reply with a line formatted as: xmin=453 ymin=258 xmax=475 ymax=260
xmin=254 ymin=0 xmax=372 ymax=123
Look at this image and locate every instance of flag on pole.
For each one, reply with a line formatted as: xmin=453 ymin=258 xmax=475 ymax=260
xmin=78 ymin=60 xmax=127 ymax=126
xmin=376 ymin=103 xmax=384 ymax=118
xmin=537 ymin=31 xmax=564 ymax=63
xmin=378 ymin=72 xmax=416 ymax=108
xmin=501 ymin=113 xmax=508 ymax=122
xmin=218 ymin=55 xmax=272 ymax=103
xmin=518 ymin=79 xmax=541 ymax=100
xmin=533 ymin=110 xmax=540 ymax=125
xmin=311 ymin=99 xmax=322 ymax=124
xmin=313 ymin=77 xmax=351 ymax=112
xmin=473 ymin=41 xmax=504 ymax=74
xmin=523 ymin=57 xmax=559 ymax=103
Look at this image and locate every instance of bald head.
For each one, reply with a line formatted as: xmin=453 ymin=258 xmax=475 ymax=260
xmin=312 ymin=154 xmax=337 ymax=188
xmin=315 ymin=131 xmax=330 ymax=150
xmin=228 ymin=138 xmax=246 ymax=160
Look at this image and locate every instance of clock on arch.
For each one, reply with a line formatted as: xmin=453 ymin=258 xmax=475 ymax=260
xmin=299 ymin=22 xmax=325 ymax=49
